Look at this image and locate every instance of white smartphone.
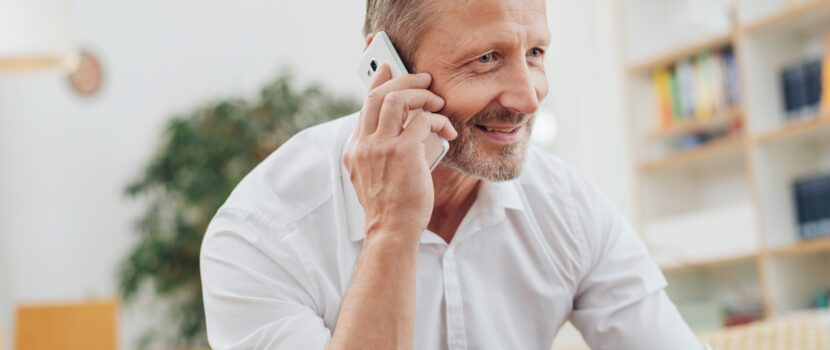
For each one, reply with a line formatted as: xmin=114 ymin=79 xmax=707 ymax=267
xmin=357 ymin=31 xmax=450 ymax=172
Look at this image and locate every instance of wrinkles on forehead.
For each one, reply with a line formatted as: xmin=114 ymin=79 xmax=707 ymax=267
xmin=412 ymin=0 xmax=550 ymax=69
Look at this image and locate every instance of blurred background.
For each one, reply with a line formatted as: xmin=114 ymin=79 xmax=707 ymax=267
xmin=0 ymin=0 xmax=828 ymax=349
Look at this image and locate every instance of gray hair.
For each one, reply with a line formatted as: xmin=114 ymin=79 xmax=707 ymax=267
xmin=363 ymin=0 xmax=436 ymax=71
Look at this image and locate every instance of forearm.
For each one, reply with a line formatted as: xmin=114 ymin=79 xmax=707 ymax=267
xmin=327 ymin=231 xmax=421 ymax=350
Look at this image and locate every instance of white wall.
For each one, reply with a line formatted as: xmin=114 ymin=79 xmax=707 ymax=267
xmin=0 ymin=1 xmax=366 ymax=349
xmin=546 ymin=0 xmax=635 ymax=218
xmin=0 ymin=1 xmax=631 ymax=349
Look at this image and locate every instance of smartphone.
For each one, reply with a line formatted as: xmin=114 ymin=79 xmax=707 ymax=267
xmin=357 ymin=31 xmax=450 ymax=172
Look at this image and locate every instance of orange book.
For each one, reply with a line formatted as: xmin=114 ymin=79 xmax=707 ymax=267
xmin=653 ymin=68 xmax=673 ymax=129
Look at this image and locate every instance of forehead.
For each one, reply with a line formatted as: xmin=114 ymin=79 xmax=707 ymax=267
xmin=421 ymin=0 xmax=550 ymax=53
xmin=437 ymin=0 xmax=547 ymax=25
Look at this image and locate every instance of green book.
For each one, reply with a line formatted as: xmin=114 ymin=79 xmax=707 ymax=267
xmin=669 ymin=67 xmax=684 ymax=120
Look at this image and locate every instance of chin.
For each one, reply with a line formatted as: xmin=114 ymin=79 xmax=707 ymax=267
xmin=441 ymin=118 xmax=533 ymax=182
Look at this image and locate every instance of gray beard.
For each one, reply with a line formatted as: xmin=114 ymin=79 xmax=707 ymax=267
xmin=440 ymin=108 xmax=534 ymax=182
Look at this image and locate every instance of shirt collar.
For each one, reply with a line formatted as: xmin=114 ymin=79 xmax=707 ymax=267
xmin=339 ymin=133 xmax=526 ymax=243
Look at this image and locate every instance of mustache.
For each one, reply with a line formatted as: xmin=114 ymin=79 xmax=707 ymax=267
xmin=467 ymin=107 xmax=529 ymax=126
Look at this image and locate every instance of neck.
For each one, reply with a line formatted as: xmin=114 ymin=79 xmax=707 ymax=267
xmin=427 ymin=165 xmax=480 ymax=243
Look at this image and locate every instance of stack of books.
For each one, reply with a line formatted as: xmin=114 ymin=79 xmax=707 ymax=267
xmin=793 ymin=173 xmax=830 ymax=240
xmin=782 ymin=32 xmax=830 ymax=120
xmin=780 ymin=59 xmax=823 ymax=120
xmin=652 ymin=47 xmax=741 ymax=131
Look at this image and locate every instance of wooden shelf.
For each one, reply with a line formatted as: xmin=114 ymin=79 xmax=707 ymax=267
xmin=638 ymin=134 xmax=745 ymax=173
xmin=740 ymin=0 xmax=830 ymax=33
xmin=649 ymin=108 xmax=743 ymax=140
xmin=753 ymin=112 xmax=830 ymax=144
xmin=767 ymin=236 xmax=830 ymax=257
xmin=628 ymin=32 xmax=735 ymax=74
xmin=661 ymin=252 xmax=759 ymax=274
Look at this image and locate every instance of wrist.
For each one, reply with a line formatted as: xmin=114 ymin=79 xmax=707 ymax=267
xmin=364 ymin=218 xmax=423 ymax=247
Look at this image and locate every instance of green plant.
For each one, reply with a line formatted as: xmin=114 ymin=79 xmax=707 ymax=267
xmin=120 ymin=71 xmax=360 ymax=348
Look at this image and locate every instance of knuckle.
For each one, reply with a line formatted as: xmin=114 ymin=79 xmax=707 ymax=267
xmin=384 ymin=91 xmax=403 ymax=106
xmin=390 ymin=144 xmax=409 ymax=160
xmin=409 ymin=111 xmax=425 ymax=125
xmin=365 ymin=89 xmax=383 ymax=104
xmin=370 ymin=143 xmax=386 ymax=158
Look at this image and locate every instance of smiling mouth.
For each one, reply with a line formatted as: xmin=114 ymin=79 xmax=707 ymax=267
xmin=475 ymin=124 xmax=520 ymax=133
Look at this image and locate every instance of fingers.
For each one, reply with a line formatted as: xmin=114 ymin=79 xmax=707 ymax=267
xmin=359 ymin=66 xmax=434 ymax=136
xmin=376 ymin=89 xmax=445 ymax=136
xmin=368 ymin=62 xmax=392 ymax=90
xmin=401 ymin=111 xmax=457 ymax=143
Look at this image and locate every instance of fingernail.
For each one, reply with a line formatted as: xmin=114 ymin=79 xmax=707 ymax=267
xmin=418 ymin=72 xmax=431 ymax=80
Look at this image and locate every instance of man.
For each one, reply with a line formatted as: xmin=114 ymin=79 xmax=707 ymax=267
xmin=200 ymin=0 xmax=706 ymax=349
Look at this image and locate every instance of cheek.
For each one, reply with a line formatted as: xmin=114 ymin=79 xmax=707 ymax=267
xmin=438 ymin=81 xmax=501 ymax=123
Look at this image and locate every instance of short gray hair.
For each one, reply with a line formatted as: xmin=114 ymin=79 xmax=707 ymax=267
xmin=363 ymin=0 xmax=436 ymax=71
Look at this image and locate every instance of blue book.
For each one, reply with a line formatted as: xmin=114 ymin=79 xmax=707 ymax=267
xmin=723 ymin=49 xmax=740 ymax=106
xmin=795 ymin=174 xmax=830 ymax=239
xmin=781 ymin=65 xmax=807 ymax=119
xmin=803 ymin=59 xmax=823 ymax=111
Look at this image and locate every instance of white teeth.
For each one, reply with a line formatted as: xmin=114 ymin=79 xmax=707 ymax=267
xmin=484 ymin=126 xmax=516 ymax=133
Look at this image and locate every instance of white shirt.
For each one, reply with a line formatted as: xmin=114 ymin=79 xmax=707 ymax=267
xmin=200 ymin=113 xmax=702 ymax=350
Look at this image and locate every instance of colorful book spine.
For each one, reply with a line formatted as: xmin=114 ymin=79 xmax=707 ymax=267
xmin=695 ymin=52 xmax=714 ymax=121
xmin=670 ymin=68 xmax=684 ymax=121
xmin=652 ymin=68 xmax=674 ymax=129
xmin=710 ymin=53 xmax=727 ymax=111
xmin=651 ymin=47 xmax=739 ymax=131
xmin=678 ymin=59 xmax=697 ymax=119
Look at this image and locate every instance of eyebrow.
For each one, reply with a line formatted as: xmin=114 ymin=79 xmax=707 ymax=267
xmin=449 ymin=30 xmax=551 ymax=65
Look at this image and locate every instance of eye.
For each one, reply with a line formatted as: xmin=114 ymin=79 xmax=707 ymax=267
xmin=477 ymin=52 xmax=493 ymax=63
xmin=528 ymin=48 xmax=544 ymax=57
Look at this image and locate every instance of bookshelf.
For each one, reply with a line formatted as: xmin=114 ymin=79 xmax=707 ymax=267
xmin=628 ymin=33 xmax=737 ymax=74
xmin=620 ymin=0 xmax=830 ymax=333
xmin=754 ymin=110 xmax=830 ymax=143
xmin=647 ymin=107 xmax=742 ymax=140
xmin=638 ymin=134 xmax=746 ymax=173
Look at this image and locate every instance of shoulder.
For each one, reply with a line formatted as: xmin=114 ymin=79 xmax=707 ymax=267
xmin=516 ymin=144 xmax=628 ymax=260
xmin=517 ymin=144 xmax=587 ymax=198
xmin=212 ymin=112 xmax=358 ymax=235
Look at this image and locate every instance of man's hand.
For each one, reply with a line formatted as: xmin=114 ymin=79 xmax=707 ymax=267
xmin=328 ymin=65 xmax=456 ymax=350
xmin=342 ymin=63 xmax=457 ymax=241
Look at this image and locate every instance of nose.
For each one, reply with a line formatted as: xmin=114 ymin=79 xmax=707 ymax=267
xmin=497 ymin=62 xmax=543 ymax=115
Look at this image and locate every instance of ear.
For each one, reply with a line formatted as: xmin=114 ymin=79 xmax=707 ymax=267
xmin=365 ymin=32 xmax=377 ymax=49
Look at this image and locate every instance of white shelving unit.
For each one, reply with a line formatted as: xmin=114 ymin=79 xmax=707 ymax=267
xmin=620 ymin=0 xmax=830 ymax=332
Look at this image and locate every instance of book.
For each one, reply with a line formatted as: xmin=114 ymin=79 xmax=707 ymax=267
xmin=694 ymin=52 xmax=714 ymax=121
xmin=794 ymin=174 xmax=830 ymax=240
xmin=823 ymin=32 xmax=830 ymax=113
xmin=781 ymin=65 xmax=807 ymax=119
xmin=803 ymin=59 xmax=822 ymax=112
xmin=653 ymin=68 xmax=674 ymax=129
xmin=710 ymin=52 xmax=727 ymax=111
xmin=677 ymin=59 xmax=697 ymax=119
xmin=723 ymin=49 xmax=740 ymax=106
xmin=648 ymin=46 xmax=740 ymax=137
xmin=670 ymin=67 xmax=684 ymax=121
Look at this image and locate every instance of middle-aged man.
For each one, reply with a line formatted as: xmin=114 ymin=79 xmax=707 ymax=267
xmin=201 ymin=0 xmax=707 ymax=349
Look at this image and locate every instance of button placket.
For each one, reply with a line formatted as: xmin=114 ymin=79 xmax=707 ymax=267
xmin=442 ymin=248 xmax=467 ymax=350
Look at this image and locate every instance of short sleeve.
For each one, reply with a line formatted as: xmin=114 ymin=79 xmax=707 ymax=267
xmin=567 ymin=173 xmax=702 ymax=350
xmin=200 ymin=208 xmax=331 ymax=350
